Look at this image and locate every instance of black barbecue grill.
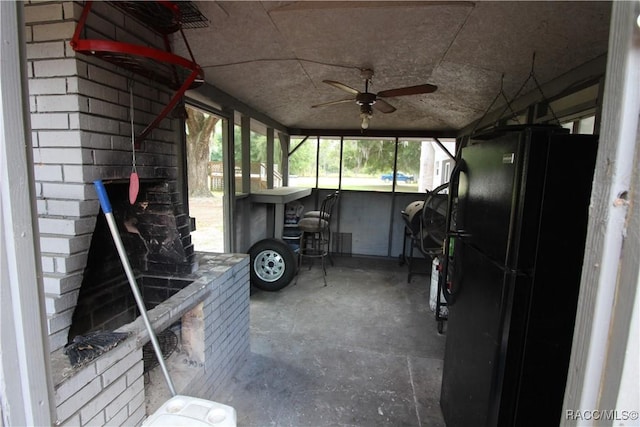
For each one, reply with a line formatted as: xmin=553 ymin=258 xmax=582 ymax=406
xmin=400 ymin=183 xmax=448 ymax=282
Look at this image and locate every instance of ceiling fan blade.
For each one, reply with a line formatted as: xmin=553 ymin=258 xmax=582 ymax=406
xmin=323 ymin=80 xmax=361 ymax=95
xmin=373 ymin=99 xmax=396 ymax=114
xmin=377 ymin=83 xmax=438 ymax=98
xmin=311 ymin=98 xmax=355 ymax=109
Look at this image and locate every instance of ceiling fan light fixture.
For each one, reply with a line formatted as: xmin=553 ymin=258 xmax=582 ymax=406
xmin=360 ymin=111 xmax=372 ymax=129
xmin=359 ymin=103 xmax=373 ymax=129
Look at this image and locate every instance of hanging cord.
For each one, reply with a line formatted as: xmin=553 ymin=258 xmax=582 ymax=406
xmin=471 ymin=73 xmax=519 ymax=134
xmin=473 ymin=52 xmax=561 ymax=134
xmin=496 ymin=68 xmax=530 ymax=123
xmin=496 ymin=52 xmax=560 ymax=125
xmin=129 ymin=79 xmax=137 ymax=174
xmin=528 ymin=53 xmax=560 ymax=124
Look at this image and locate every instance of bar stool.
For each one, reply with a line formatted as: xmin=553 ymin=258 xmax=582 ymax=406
xmin=298 ymin=191 xmax=339 ymax=284
xmin=301 ymin=190 xmax=339 ymax=265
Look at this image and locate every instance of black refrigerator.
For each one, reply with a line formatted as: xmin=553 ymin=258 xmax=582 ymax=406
xmin=440 ymin=125 xmax=598 ymax=427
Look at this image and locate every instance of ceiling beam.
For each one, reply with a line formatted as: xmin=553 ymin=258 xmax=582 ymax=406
xmin=288 ymin=128 xmax=458 ymax=139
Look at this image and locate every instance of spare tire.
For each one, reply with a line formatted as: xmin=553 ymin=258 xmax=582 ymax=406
xmin=248 ymin=238 xmax=297 ymax=291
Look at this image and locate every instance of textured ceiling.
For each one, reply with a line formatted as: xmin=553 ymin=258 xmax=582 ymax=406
xmin=177 ymin=1 xmax=611 ymax=132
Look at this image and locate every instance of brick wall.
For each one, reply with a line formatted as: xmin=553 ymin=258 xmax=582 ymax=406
xmin=25 ymin=1 xmax=183 ymax=352
xmin=54 ymin=339 xmax=146 ymax=426
xmin=193 ymin=256 xmax=251 ymax=399
xmin=24 ymin=4 xmax=252 ymax=425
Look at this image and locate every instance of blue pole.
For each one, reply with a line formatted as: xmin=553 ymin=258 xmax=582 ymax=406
xmin=93 ymin=180 xmax=177 ymax=396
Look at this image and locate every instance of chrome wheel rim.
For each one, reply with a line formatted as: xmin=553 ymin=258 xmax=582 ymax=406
xmin=253 ymin=249 xmax=286 ymax=282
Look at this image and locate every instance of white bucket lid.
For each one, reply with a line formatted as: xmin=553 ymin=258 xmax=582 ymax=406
xmin=142 ymin=395 xmax=237 ymax=427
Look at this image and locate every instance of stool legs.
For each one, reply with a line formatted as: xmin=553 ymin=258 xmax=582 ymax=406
xmin=299 ymin=229 xmax=329 ymax=285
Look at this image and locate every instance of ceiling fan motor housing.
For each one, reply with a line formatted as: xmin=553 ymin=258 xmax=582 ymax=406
xmin=356 ymin=92 xmax=376 ymax=106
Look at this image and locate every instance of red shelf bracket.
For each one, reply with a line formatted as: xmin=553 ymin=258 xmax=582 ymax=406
xmin=71 ymin=1 xmax=205 ymax=145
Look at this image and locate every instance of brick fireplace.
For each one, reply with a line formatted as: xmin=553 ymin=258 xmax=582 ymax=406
xmin=26 ymin=0 xmax=188 ymax=352
xmin=68 ymin=180 xmax=196 ymax=340
xmin=25 ymin=2 xmax=250 ymax=425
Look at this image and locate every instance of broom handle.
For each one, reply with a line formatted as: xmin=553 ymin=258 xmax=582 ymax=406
xmin=94 ymin=180 xmax=177 ymax=397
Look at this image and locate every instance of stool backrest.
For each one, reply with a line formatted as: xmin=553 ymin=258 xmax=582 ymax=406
xmin=317 ymin=190 xmax=339 ymax=227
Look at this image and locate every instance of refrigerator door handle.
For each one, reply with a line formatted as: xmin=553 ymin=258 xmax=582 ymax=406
xmin=442 ymin=234 xmax=464 ymax=306
xmin=440 ymin=159 xmax=467 ymax=306
xmin=438 ymin=234 xmax=458 ymax=307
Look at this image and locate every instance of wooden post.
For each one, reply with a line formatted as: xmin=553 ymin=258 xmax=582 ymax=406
xmin=0 ymin=2 xmax=53 ymax=425
xmin=241 ymin=115 xmax=251 ymax=194
xmin=279 ymin=133 xmax=290 ymax=187
xmin=267 ymin=127 xmax=274 ymax=189
xmin=222 ymin=109 xmax=236 ymax=252
xmin=562 ymin=1 xmax=640 ymax=423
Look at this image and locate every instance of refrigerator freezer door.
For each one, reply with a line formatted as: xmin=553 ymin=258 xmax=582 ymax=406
xmin=457 ymin=137 xmax=522 ymax=265
xmin=440 ymin=239 xmax=514 ymax=427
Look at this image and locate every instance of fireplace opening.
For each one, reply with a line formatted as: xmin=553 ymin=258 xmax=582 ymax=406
xmin=143 ymin=326 xmax=179 ymax=374
xmin=68 ymin=180 xmax=197 ymax=343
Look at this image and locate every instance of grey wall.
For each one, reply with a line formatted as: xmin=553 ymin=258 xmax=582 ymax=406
xmin=295 ymin=190 xmax=430 ymax=259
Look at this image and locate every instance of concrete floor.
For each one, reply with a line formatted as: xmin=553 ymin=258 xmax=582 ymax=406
xmin=212 ymin=256 xmax=447 ymax=427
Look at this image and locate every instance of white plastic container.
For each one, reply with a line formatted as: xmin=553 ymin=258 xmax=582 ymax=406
xmin=429 ymin=257 xmax=448 ymax=317
xmin=142 ymin=395 xmax=237 ymax=427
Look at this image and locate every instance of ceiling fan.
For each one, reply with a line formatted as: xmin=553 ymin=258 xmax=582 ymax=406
xmin=312 ymin=68 xmax=437 ymax=129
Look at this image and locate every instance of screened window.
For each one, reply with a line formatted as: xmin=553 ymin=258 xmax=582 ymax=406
xmin=250 ymin=130 xmax=267 ymax=191
xmin=578 ymin=116 xmax=595 ymax=134
xmin=317 ymin=137 xmax=340 ymax=189
xmin=288 ymin=137 xmax=318 ymax=188
xmin=393 ymin=139 xmax=420 ymax=193
xmin=341 ymin=138 xmax=395 ymax=191
xmin=185 ymin=105 xmax=226 ymax=252
xmin=397 ymin=138 xmax=455 ymax=193
xmin=287 ymin=136 xmax=456 ymax=193
xmin=560 ymin=114 xmax=596 ymax=135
